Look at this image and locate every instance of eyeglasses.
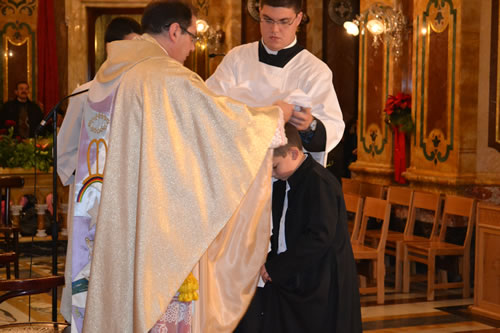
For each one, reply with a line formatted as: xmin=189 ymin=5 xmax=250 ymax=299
xmin=180 ymin=26 xmax=200 ymax=44
xmin=260 ymin=14 xmax=299 ymax=26
xmin=164 ymin=24 xmax=200 ymax=44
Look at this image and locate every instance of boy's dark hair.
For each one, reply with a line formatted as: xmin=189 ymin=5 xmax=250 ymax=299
xmin=105 ymin=17 xmax=141 ymax=44
xmin=274 ymin=123 xmax=303 ymax=157
xmin=15 ymin=81 xmax=28 ymax=89
xmin=259 ymin=0 xmax=303 ymax=13
xmin=141 ymin=0 xmax=197 ymax=34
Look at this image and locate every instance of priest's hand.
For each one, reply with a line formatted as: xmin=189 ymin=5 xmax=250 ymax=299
xmin=273 ymin=100 xmax=294 ymax=123
xmin=289 ymin=107 xmax=313 ymax=131
xmin=260 ymin=264 xmax=272 ymax=283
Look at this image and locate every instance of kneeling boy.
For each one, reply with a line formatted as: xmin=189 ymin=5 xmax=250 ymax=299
xmin=260 ymin=123 xmax=362 ymax=332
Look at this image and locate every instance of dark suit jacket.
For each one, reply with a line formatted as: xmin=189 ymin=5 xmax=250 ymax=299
xmin=0 ymin=99 xmax=44 ymax=138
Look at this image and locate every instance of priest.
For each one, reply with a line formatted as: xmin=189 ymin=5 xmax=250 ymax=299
xmin=206 ymin=0 xmax=345 ymax=165
xmin=69 ymin=1 xmax=293 ymax=332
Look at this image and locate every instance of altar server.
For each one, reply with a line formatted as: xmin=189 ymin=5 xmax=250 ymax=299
xmin=206 ymin=0 xmax=345 ymax=165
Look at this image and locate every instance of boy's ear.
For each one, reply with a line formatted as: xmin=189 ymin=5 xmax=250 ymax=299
xmin=290 ymin=147 xmax=300 ymax=160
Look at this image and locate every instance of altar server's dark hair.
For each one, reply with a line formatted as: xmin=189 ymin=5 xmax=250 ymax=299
xmin=142 ymin=0 xmax=197 ymax=34
xmin=259 ymin=0 xmax=303 ymax=13
xmin=105 ymin=17 xmax=141 ymax=44
xmin=274 ymin=123 xmax=303 ymax=157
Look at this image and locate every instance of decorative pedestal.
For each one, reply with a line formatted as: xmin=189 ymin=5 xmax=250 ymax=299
xmin=10 ymin=205 xmax=22 ymax=228
xmin=35 ymin=204 xmax=48 ymax=237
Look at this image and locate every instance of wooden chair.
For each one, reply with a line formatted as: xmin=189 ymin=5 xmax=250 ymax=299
xmin=0 ymin=177 xmax=66 ymax=329
xmin=402 ymin=191 xmax=443 ymax=293
xmin=341 ymin=177 xmax=361 ymax=195
xmin=0 ymin=275 xmax=65 ymax=303
xmin=0 ymin=276 xmax=67 ymax=331
xmin=359 ymin=182 xmax=386 ymax=199
xmin=351 ymin=197 xmax=391 ymax=304
xmin=343 ymin=193 xmax=364 ymax=242
xmin=403 ymin=195 xmax=476 ymax=300
xmin=365 ymin=186 xmax=413 ymax=291
xmin=0 ymin=176 xmax=24 ymax=279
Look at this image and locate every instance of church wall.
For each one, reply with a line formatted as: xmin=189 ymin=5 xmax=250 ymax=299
xmin=469 ymin=0 xmax=500 ymax=202
xmin=350 ymin=0 xmax=408 ymax=185
xmin=349 ymin=0 xmax=500 ymax=204
xmin=323 ymin=0 xmax=359 ymax=130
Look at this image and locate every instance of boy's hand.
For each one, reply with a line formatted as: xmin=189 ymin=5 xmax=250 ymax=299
xmin=289 ymin=107 xmax=313 ymax=131
xmin=260 ymin=265 xmax=272 ymax=283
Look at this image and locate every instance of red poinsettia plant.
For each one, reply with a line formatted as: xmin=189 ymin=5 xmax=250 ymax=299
xmin=384 ymin=92 xmax=414 ymax=134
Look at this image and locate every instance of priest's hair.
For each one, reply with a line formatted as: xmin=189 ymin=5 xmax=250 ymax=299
xmin=141 ymin=1 xmax=198 ymax=35
xmin=259 ymin=0 xmax=303 ymax=13
xmin=274 ymin=123 xmax=303 ymax=157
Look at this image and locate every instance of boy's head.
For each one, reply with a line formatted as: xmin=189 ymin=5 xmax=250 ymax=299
xmin=273 ymin=124 xmax=305 ymax=180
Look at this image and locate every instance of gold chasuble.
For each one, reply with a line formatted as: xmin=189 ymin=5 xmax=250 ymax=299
xmin=82 ymin=35 xmax=281 ymax=332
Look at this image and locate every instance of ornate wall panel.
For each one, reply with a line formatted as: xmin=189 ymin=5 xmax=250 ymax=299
xmin=416 ymin=0 xmax=456 ymax=168
xmin=405 ymin=0 xmax=484 ymax=193
xmin=350 ymin=0 xmax=402 ymax=185
xmin=359 ymin=33 xmax=389 ymax=158
xmin=0 ymin=0 xmax=36 ymax=102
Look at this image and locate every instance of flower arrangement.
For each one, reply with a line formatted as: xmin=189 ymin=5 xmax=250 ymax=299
xmin=383 ymin=92 xmax=414 ymax=133
xmin=0 ymin=127 xmax=53 ymax=172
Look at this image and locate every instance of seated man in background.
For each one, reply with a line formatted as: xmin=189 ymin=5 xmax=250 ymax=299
xmin=0 ymin=81 xmax=43 ymax=138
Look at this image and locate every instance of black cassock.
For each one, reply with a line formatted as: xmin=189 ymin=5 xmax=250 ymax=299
xmin=263 ymin=155 xmax=362 ymax=333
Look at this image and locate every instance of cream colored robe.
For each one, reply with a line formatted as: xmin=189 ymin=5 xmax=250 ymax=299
xmin=82 ymin=34 xmax=281 ymax=332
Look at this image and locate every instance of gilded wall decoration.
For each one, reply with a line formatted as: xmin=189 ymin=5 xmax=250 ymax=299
xmin=359 ymin=27 xmax=390 ymax=157
xmin=328 ymin=0 xmax=354 ymax=26
xmin=416 ymin=0 xmax=457 ymax=165
xmin=247 ymin=0 xmax=259 ymax=21
xmin=0 ymin=20 xmax=34 ymax=101
xmin=192 ymin=0 xmax=209 ymax=17
xmin=0 ymin=0 xmax=36 ymax=16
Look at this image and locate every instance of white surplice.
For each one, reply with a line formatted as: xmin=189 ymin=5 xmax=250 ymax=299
xmin=206 ymin=39 xmax=345 ymax=164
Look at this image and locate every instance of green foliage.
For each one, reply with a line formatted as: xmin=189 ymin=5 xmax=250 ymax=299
xmin=0 ymin=127 xmax=53 ymax=172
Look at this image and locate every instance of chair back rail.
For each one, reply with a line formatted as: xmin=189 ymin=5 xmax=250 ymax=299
xmin=0 ymin=177 xmax=24 ymax=226
xmin=357 ymin=197 xmax=391 ymax=248
xmin=406 ymin=191 xmax=442 ymax=239
xmin=386 ymin=186 xmax=413 ymax=232
xmin=343 ymin=193 xmax=364 ymax=242
xmin=0 ymin=176 xmax=24 ymax=279
xmin=439 ymin=195 xmax=476 ymax=245
xmin=359 ymin=182 xmax=386 ymax=199
xmin=0 ymin=276 xmax=65 ymax=303
xmin=342 ymin=178 xmax=361 ymax=195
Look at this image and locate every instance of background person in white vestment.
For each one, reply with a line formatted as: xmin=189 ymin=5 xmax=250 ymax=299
xmin=57 ymin=17 xmax=141 ymax=324
xmin=57 ymin=17 xmax=141 ymax=186
xmin=206 ymin=0 xmax=345 ymax=165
